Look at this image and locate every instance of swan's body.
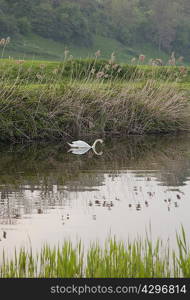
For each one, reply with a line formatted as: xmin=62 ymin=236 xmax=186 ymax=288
xmin=68 ymin=139 xmax=103 ymax=149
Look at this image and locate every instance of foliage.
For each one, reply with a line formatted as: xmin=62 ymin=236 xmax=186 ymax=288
xmin=1 ymin=228 xmax=190 ymax=277
xmin=0 ymin=0 xmax=190 ymax=57
xmin=0 ymin=58 xmax=190 ymax=83
xmin=0 ymin=58 xmax=190 ymax=142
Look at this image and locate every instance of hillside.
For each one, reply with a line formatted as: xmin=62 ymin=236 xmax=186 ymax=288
xmin=3 ymin=34 xmax=170 ymax=63
xmin=1 ymin=0 xmax=190 ymax=63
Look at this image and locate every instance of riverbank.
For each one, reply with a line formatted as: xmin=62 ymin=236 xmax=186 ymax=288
xmin=0 ymin=59 xmax=190 ymax=142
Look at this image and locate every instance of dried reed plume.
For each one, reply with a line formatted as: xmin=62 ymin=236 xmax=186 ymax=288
xmin=168 ymin=52 xmax=176 ymax=65
xmin=109 ymin=52 xmax=116 ymax=65
xmin=131 ymin=57 xmax=136 ymax=64
xmin=139 ymin=54 xmax=145 ymax=62
xmin=95 ymin=50 xmax=101 ymax=58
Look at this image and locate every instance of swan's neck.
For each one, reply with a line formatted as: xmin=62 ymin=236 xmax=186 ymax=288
xmin=92 ymin=148 xmax=103 ymax=156
xmin=92 ymin=139 xmax=102 ymax=148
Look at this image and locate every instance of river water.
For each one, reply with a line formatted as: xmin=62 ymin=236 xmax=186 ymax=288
xmin=0 ymin=135 xmax=190 ymax=256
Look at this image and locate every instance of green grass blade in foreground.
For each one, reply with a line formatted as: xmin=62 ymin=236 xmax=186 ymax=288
xmin=0 ymin=227 xmax=190 ymax=278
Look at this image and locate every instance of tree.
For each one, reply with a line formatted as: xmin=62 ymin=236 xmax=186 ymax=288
xmin=150 ymin=0 xmax=181 ymax=51
xmin=0 ymin=14 xmax=18 ymax=35
xmin=0 ymin=0 xmax=190 ymax=58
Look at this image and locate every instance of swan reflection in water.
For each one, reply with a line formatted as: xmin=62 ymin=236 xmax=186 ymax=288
xmin=67 ymin=139 xmax=103 ymax=156
xmin=68 ymin=147 xmax=103 ymax=156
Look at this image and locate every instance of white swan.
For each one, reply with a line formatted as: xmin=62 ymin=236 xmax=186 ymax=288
xmin=67 ymin=139 xmax=103 ymax=149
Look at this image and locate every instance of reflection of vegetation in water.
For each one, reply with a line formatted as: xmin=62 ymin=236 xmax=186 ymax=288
xmin=0 ymin=135 xmax=190 ymax=183
xmin=0 ymin=135 xmax=190 ymax=222
xmin=0 ymin=227 xmax=190 ymax=278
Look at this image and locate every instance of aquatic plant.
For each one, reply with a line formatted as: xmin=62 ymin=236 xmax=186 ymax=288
xmin=0 ymin=228 xmax=190 ymax=278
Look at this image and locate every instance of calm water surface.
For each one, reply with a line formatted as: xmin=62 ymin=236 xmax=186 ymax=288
xmin=0 ymin=135 xmax=190 ymax=255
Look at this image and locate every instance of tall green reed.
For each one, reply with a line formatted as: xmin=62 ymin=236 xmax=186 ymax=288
xmin=0 ymin=228 xmax=189 ymax=278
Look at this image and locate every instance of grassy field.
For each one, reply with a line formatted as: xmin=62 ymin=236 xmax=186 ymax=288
xmin=0 ymin=57 xmax=190 ymax=142
xmin=0 ymin=228 xmax=190 ymax=278
xmin=3 ymin=34 xmax=171 ymax=64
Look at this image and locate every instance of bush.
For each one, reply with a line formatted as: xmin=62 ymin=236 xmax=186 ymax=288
xmin=0 ymin=77 xmax=189 ymax=142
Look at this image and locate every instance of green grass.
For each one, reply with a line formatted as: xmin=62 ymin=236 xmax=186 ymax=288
xmin=3 ymin=33 xmax=171 ymax=63
xmin=0 ymin=78 xmax=189 ymax=142
xmin=1 ymin=228 xmax=190 ymax=278
xmin=0 ymin=57 xmax=190 ymax=142
xmin=1 ymin=57 xmax=190 ymax=84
